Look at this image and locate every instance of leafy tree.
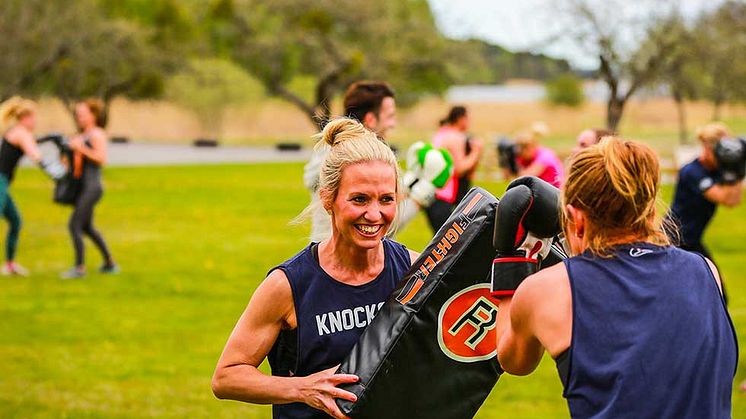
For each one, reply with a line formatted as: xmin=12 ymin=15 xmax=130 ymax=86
xmin=212 ymin=0 xmax=452 ymax=129
xmin=0 ymin=0 xmax=184 ymax=125
xmin=689 ymin=1 xmax=746 ymax=120
xmin=559 ymin=0 xmax=682 ymax=130
xmin=48 ymin=19 xmax=171 ymax=125
xmin=0 ymin=0 xmax=89 ymax=101
xmin=655 ymin=18 xmax=703 ymax=144
xmin=165 ymin=58 xmax=264 ymax=138
xmin=546 ymin=73 xmax=585 ymax=107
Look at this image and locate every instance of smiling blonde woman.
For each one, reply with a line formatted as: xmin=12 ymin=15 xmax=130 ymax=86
xmin=213 ymin=118 xmax=419 ymax=419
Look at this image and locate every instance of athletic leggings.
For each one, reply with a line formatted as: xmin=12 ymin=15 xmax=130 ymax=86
xmin=0 ymin=175 xmax=21 ymax=261
xmin=69 ymin=184 xmax=112 ymax=266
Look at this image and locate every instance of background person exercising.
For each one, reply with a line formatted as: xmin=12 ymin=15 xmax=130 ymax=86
xmin=427 ymin=105 xmax=483 ymax=232
xmin=213 ymin=118 xmax=419 ymax=419
xmin=304 ymin=81 xmax=397 ymax=242
xmin=0 ymin=97 xmax=67 ymax=276
xmin=508 ymin=122 xmax=564 ymax=188
xmin=61 ymin=99 xmax=117 ymax=279
xmin=666 ymin=123 xmax=744 ymax=276
xmin=574 ymin=128 xmax=615 ymax=151
xmin=491 ymin=138 xmax=736 ymax=417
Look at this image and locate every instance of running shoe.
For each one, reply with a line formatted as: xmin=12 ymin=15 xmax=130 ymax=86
xmin=60 ymin=267 xmax=86 ymax=279
xmin=99 ymin=263 xmax=120 ymax=274
xmin=1 ymin=262 xmax=29 ymax=276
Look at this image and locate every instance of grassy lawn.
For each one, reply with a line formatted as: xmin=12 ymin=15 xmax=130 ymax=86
xmin=0 ymin=163 xmax=745 ymax=418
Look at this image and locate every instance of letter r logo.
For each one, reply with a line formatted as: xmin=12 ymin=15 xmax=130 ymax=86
xmin=438 ymin=284 xmax=499 ymax=363
xmin=448 ymin=297 xmax=498 ymax=350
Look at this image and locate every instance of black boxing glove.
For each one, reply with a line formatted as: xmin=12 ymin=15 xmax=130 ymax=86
xmin=491 ymin=176 xmax=561 ymax=298
xmin=497 ymin=138 xmax=518 ymax=175
xmin=715 ymin=137 xmax=746 ymax=184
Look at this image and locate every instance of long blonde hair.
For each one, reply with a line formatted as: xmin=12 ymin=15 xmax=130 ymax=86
xmin=296 ymin=117 xmax=400 ymax=226
xmin=562 ymin=136 xmax=670 ymax=255
xmin=0 ymin=96 xmax=36 ymax=130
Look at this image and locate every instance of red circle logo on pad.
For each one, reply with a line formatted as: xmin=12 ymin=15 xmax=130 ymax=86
xmin=437 ymin=284 xmax=499 ymax=362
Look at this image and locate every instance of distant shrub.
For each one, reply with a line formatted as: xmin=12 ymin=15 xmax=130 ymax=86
xmin=545 ymin=74 xmax=585 ymax=107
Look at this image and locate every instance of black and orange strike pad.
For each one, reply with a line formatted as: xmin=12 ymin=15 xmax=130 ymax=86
xmin=336 ymin=187 xmax=502 ymax=419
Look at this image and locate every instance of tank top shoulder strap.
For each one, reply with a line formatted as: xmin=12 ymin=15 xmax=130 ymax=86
xmin=268 ymin=244 xmax=316 ymax=296
xmin=382 ymin=238 xmax=411 ymax=270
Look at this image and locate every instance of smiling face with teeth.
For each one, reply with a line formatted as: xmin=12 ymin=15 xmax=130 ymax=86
xmin=323 ymin=160 xmax=398 ymax=250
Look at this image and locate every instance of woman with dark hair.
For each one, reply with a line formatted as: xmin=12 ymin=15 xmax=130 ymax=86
xmin=62 ymin=99 xmax=117 ymax=279
xmin=426 ymin=105 xmax=482 ymax=231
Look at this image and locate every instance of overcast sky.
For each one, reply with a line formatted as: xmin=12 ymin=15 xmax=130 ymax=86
xmin=427 ymin=0 xmax=725 ymax=70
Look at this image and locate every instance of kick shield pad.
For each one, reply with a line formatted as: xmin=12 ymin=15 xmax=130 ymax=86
xmin=336 ymin=187 xmax=502 ymax=418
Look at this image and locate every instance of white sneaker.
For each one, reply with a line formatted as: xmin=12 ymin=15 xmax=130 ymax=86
xmin=1 ymin=262 xmax=29 ymax=276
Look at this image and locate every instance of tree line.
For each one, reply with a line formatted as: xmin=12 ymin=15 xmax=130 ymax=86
xmin=1 ymin=0 xmax=744 ymax=135
xmin=0 ymin=0 xmax=568 ymax=132
xmin=561 ymin=0 xmax=746 ymax=136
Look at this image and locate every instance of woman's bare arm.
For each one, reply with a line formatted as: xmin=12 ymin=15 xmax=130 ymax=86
xmin=7 ymin=128 xmax=41 ymax=162
xmin=443 ymin=134 xmax=482 ymax=176
xmin=496 ymin=264 xmax=571 ymax=375
xmin=212 ymin=270 xmax=358 ymax=418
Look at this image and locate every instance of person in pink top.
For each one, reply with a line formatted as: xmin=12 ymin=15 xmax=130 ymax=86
xmin=510 ymin=122 xmax=564 ymax=188
xmin=427 ymin=106 xmax=483 ymax=231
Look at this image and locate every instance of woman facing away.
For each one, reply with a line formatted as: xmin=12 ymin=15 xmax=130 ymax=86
xmin=491 ymin=137 xmax=737 ymax=418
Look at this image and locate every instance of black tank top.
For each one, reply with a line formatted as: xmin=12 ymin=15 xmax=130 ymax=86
xmin=0 ymin=137 xmax=25 ymax=182
xmin=80 ymin=135 xmax=102 ymax=188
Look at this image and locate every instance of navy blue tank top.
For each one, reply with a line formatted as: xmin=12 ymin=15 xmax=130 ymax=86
xmin=562 ymin=243 xmax=737 ymax=418
xmin=268 ymin=239 xmax=411 ymax=419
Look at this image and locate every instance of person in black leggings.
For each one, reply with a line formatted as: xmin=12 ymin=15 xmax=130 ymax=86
xmin=61 ymin=99 xmax=117 ymax=279
xmin=0 ymin=97 xmax=68 ymax=276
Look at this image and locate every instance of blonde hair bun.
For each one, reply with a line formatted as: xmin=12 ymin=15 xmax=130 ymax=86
xmin=295 ymin=117 xmax=400 ymax=229
xmin=321 ymin=118 xmax=370 ymax=147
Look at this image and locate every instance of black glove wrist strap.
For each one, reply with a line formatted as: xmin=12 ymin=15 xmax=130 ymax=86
xmin=491 ymin=257 xmax=539 ymax=297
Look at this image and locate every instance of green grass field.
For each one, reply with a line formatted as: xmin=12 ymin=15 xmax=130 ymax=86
xmin=1 ymin=163 xmax=745 ymax=418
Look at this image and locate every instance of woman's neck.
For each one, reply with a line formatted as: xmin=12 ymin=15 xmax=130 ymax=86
xmin=698 ymin=154 xmax=717 ymax=171
xmin=320 ymin=233 xmax=384 ymax=281
xmin=580 ymin=232 xmax=657 ymax=254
